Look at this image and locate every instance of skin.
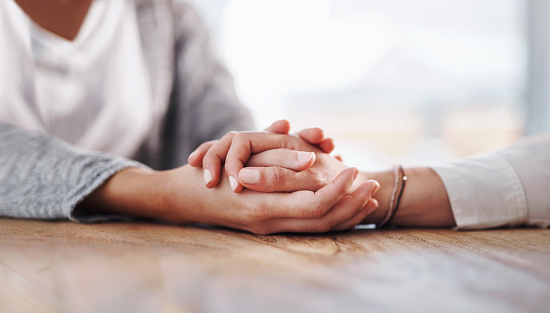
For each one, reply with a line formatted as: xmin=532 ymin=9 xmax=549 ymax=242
xmin=15 ymin=0 xmax=93 ymax=41
xmin=16 ymin=1 xmax=453 ymax=230
xmin=81 ymin=123 xmax=454 ymax=232
xmin=10 ymin=0 xmax=376 ymax=233
xmin=360 ymin=168 xmax=455 ymax=227
xmin=78 ymin=114 xmax=380 ymax=235
xmin=193 ymin=122 xmax=335 ymax=192
xmin=192 ymin=122 xmax=457 ymax=228
xmin=78 ymin=165 xmax=380 ymax=235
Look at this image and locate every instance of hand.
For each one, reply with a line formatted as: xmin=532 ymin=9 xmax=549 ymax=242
xmin=240 ymin=149 xmax=353 ymax=192
xmin=186 ymin=120 xmax=380 ymax=224
xmin=191 ymin=129 xmax=367 ymax=194
xmin=79 ymin=166 xmax=380 ymax=234
xmin=188 ymin=120 xmax=336 ymax=192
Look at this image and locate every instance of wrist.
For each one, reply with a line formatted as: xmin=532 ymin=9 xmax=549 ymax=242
xmin=157 ymin=165 xmax=207 ymax=225
xmin=361 ymin=167 xmax=455 ymax=228
xmin=76 ymin=167 xmax=167 ymax=220
xmin=390 ymin=167 xmax=455 ymax=227
xmin=358 ymin=170 xmax=394 ymax=225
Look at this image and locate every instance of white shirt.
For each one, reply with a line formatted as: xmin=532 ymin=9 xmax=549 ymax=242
xmin=431 ymin=133 xmax=550 ymax=229
xmin=0 ymin=0 xmax=152 ymax=158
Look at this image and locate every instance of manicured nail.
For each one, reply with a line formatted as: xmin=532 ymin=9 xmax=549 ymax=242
xmin=240 ymin=169 xmax=260 ymax=184
xmin=298 ymin=151 xmax=314 ymax=163
xmin=204 ymin=169 xmax=212 ymax=185
xmin=229 ymin=176 xmax=238 ymax=192
xmin=188 ymin=150 xmax=198 ymax=160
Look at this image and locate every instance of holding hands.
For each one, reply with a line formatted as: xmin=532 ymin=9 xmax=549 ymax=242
xmin=81 ymin=120 xmax=380 ymax=234
xmin=188 ymin=120 xmax=335 ymax=192
xmin=185 ymin=120 xmax=380 ymax=232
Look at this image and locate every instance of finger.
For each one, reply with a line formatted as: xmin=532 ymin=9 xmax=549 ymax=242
xmin=239 ymin=166 xmax=319 ymax=193
xmin=202 ymin=132 xmax=236 ymax=188
xmin=264 ymin=119 xmax=291 ymax=134
xmin=296 ymin=127 xmax=324 ymax=145
xmin=257 ymin=167 xmax=357 ymax=218
xmin=318 ymin=137 xmax=335 ymax=154
xmin=224 ymin=132 xmax=318 ymax=193
xmin=188 ymin=141 xmax=216 ymax=167
xmin=332 ymin=198 xmax=378 ymax=232
xmin=246 ymin=149 xmax=315 ymax=171
xmin=296 ymin=128 xmax=336 ymax=154
xmin=332 ymin=181 xmax=380 ymax=231
xmin=265 ymin=178 xmax=377 ymax=234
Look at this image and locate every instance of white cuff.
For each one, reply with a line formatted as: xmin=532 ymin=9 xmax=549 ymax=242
xmin=431 ymin=153 xmax=528 ymax=230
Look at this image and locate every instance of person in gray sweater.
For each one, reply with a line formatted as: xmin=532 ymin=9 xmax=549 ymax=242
xmin=0 ymin=0 xmax=378 ymax=234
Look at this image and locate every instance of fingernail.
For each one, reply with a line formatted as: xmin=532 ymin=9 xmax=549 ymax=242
xmin=361 ymin=180 xmax=375 ymax=197
xmin=353 ymin=168 xmax=359 ymax=180
xmin=365 ymin=201 xmax=377 ymax=214
xmin=240 ymin=169 xmax=260 ymax=184
xmin=188 ymin=150 xmax=198 ymax=160
xmin=370 ymin=181 xmax=380 ymax=197
xmin=204 ymin=169 xmax=212 ymax=185
xmin=298 ymin=152 xmax=314 ymax=163
xmin=229 ymin=176 xmax=238 ymax=192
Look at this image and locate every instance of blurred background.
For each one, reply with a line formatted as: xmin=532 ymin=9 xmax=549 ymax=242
xmin=190 ymin=0 xmax=550 ymax=170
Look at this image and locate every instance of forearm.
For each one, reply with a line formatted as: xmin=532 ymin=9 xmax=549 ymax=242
xmin=76 ymin=164 xmax=226 ymax=225
xmin=75 ymin=165 xmax=201 ymax=223
xmin=361 ymin=167 xmax=456 ymax=227
xmin=75 ymin=167 xmax=166 ymax=220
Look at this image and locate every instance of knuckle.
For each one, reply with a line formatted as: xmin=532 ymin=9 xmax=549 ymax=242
xmin=246 ymin=203 xmax=270 ymax=221
xmin=316 ymin=219 xmax=333 ymax=233
xmin=249 ymin=224 xmax=272 ymax=235
xmin=309 ymin=200 xmax=327 ymax=218
xmin=276 ymin=149 xmax=286 ymax=164
xmin=223 ymin=164 xmax=231 ymax=176
xmin=342 ymin=193 xmax=356 ymax=203
xmin=342 ymin=194 xmax=361 ymax=213
xmin=232 ymin=133 xmax=252 ymax=149
xmin=233 ymin=132 xmax=246 ymax=142
xmin=222 ymin=132 xmax=238 ymax=142
xmin=247 ymin=224 xmax=261 ymax=234
xmin=202 ymin=153 xmax=213 ymax=167
xmin=312 ymin=171 xmax=329 ymax=189
xmin=201 ymin=140 xmax=217 ymax=148
xmin=203 ymin=146 xmax=219 ymax=159
xmin=203 ymin=153 xmax=220 ymax=168
xmin=196 ymin=142 xmax=209 ymax=152
xmin=272 ymin=167 xmax=287 ymax=186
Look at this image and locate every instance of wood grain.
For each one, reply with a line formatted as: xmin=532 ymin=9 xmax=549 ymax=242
xmin=0 ymin=218 xmax=548 ymax=313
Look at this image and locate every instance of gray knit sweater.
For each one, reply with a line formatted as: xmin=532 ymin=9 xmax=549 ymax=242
xmin=0 ymin=0 xmax=255 ymax=221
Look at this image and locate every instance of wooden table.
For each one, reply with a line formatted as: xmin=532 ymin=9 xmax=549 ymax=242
xmin=0 ymin=218 xmax=549 ymax=313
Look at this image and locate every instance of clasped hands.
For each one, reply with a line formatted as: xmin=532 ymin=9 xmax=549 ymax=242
xmin=175 ymin=120 xmax=380 ymax=234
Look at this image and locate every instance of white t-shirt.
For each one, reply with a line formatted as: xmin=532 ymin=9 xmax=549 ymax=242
xmin=0 ymin=0 xmax=152 ymax=158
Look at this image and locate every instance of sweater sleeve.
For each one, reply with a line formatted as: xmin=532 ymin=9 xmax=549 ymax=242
xmin=0 ymin=122 xmax=147 ymax=221
xmin=174 ymin=1 xmax=255 ymax=140
xmin=154 ymin=1 xmax=255 ymax=170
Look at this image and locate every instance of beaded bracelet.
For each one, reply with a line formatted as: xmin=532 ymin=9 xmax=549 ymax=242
xmin=378 ymin=165 xmax=407 ymax=228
